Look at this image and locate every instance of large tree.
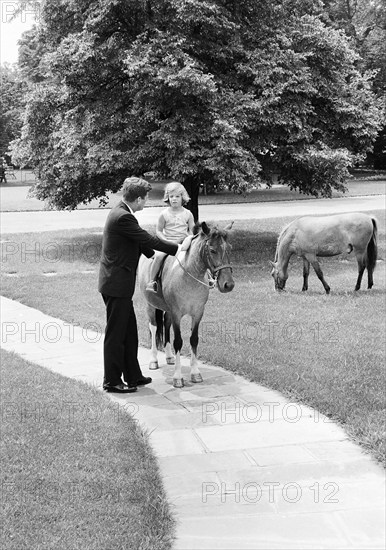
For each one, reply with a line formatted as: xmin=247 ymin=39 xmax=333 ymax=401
xmin=11 ymin=0 xmax=382 ymax=218
xmin=325 ymin=0 xmax=386 ymax=168
xmin=0 ymin=64 xmax=27 ymax=159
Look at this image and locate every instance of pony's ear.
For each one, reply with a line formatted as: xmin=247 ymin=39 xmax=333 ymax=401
xmin=193 ymin=222 xmax=201 ymax=235
xmin=224 ymin=221 xmax=234 ymax=231
xmin=201 ymin=221 xmax=210 ymax=235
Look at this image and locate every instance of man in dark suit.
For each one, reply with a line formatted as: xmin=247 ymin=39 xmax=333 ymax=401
xmin=98 ymin=176 xmax=179 ymax=393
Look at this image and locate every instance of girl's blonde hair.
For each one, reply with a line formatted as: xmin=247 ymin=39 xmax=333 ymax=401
xmin=163 ymin=181 xmax=190 ymax=205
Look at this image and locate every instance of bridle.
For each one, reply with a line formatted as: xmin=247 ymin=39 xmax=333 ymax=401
xmin=203 ymin=239 xmax=233 ymax=277
xmin=175 ymin=235 xmax=233 ymax=289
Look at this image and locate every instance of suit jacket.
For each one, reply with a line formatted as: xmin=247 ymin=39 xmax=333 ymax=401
xmin=98 ymin=201 xmax=178 ymax=297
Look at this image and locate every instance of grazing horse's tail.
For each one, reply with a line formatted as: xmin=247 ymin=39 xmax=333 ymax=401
xmin=155 ymin=309 xmax=165 ymax=351
xmin=367 ymin=218 xmax=378 ymax=272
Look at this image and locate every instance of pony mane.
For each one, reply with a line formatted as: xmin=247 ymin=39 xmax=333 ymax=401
xmin=194 ymin=222 xmax=228 ymax=240
xmin=274 ymin=222 xmax=293 ymax=261
xmin=209 ymin=227 xmax=228 ymax=240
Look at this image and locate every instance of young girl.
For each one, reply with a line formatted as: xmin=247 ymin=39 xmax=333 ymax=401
xmin=146 ymin=181 xmax=195 ymax=292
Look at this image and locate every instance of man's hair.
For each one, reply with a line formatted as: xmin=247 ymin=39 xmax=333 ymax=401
xmin=122 ymin=177 xmax=152 ymax=202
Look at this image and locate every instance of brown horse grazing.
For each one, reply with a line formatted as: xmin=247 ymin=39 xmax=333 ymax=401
xmin=270 ymin=212 xmax=378 ymax=294
xmin=138 ymin=222 xmax=234 ymax=388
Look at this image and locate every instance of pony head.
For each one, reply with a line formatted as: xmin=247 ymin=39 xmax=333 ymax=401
xmin=195 ymin=221 xmax=235 ymax=293
xmin=270 ymin=261 xmax=287 ymax=291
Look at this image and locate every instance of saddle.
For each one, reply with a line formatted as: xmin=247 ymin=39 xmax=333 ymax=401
xmin=152 ymin=234 xmax=198 ymax=293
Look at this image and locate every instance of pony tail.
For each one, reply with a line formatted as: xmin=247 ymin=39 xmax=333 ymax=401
xmin=155 ymin=309 xmax=165 ymax=350
xmin=367 ymin=218 xmax=378 ymax=272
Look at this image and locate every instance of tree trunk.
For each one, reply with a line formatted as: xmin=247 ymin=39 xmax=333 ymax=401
xmin=183 ymin=175 xmax=200 ymax=222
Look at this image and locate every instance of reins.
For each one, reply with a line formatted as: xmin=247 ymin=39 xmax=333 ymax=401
xmin=175 ymin=255 xmax=216 ymax=288
xmin=202 ymin=240 xmax=233 ymax=276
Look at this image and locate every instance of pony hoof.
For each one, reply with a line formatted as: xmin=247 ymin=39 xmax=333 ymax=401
xmin=166 ymin=356 xmax=175 ymax=365
xmin=191 ymin=373 xmax=203 ymax=383
xmin=149 ymin=361 xmax=159 ymax=370
xmin=173 ymin=378 xmax=184 ymax=388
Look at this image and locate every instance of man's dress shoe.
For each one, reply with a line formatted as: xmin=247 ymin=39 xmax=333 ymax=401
xmin=136 ymin=377 xmax=152 ymax=386
xmin=103 ymin=383 xmax=137 ymax=393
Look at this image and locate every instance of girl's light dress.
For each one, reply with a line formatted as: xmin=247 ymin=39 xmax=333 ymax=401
xmin=160 ymin=208 xmax=194 ymax=243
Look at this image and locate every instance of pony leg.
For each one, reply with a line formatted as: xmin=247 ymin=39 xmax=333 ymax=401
xmin=148 ymin=322 xmax=159 ymax=370
xmin=302 ymin=258 xmax=310 ymax=291
xmin=366 ymin=225 xmax=377 ymax=289
xmin=164 ymin=312 xmax=175 ymax=365
xmin=367 ymin=267 xmax=374 ymax=290
xmin=311 ymin=260 xmax=330 ymax=294
xmin=355 ymin=253 xmax=366 ymax=291
xmin=172 ymin=321 xmax=184 ymax=388
xmin=190 ymin=319 xmax=203 ymax=383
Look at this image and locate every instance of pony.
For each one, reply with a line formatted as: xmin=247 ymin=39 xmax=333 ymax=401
xmin=138 ymin=222 xmax=235 ymax=388
xmin=270 ymin=212 xmax=378 ymax=294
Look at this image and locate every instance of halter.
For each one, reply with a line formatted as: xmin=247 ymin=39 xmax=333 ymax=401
xmin=203 ymin=239 xmax=233 ymax=277
xmin=175 ymin=235 xmax=233 ymax=289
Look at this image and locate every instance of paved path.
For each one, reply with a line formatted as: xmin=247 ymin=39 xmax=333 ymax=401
xmin=1 ymin=296 xmax=385 ymax=549
xmin=1 ymin=194 xmax=384 ymax=233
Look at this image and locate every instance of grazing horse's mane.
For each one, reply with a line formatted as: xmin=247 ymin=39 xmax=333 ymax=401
xmin=274 ymin=221 xmax=293 ymax=262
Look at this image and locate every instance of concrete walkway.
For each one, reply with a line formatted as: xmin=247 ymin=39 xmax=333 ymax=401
xmin=1 ymin=295 xmax=385 ymax=549
xmin=1 ymin=194 xmax=384 ymax=234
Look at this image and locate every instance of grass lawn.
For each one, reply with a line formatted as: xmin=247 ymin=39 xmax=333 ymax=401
xmin=1 ymin=210 xmax=385 ymax=467
xmin=0 ymin=351 xmax=175 ymax=550
xmin=1 ymin=171 xmax=385 ymax=212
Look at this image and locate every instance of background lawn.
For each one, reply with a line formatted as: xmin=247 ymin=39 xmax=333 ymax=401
xmin=0 ymin=170 xmax=385 ymax=212
xmin=1 ymin=209 xmax=385 ymax=465
xmin=0 ymin=351 xmax=175 ymax=550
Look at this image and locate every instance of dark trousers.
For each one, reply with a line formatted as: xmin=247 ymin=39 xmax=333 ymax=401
xmin=102 ymin=294 xmax=143 ymax=387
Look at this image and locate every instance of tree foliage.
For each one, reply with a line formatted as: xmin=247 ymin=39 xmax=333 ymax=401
xmin=0 ymin=64 xmax=27 ymax=158
xmin=11 ymin=0 xmax=383 ymax=214
xmin=324 ymin=0 xmax=386 ymax=168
